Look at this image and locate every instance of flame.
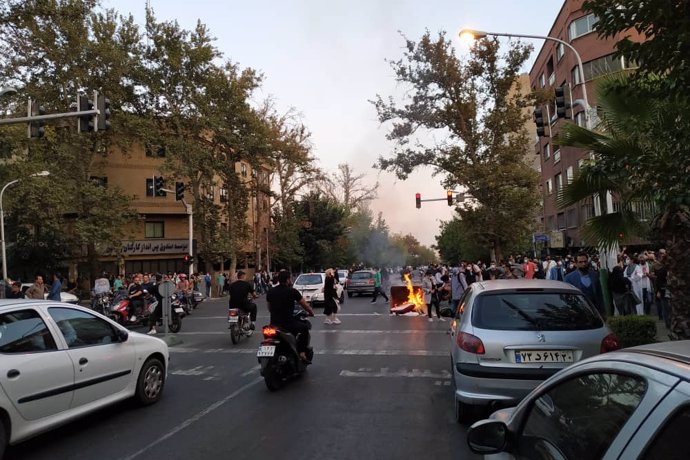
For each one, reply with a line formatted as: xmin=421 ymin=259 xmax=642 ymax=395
xmin=403 ymin=273 xmax=426 ymax=314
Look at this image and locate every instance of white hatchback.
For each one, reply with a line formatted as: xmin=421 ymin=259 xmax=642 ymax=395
xmin=0 ymin=300 xmax=169 ymax=458
xmin=293 ymin=273 xmax=344 ymax=306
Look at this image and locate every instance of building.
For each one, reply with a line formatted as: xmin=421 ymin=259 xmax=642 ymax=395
xmin=71 ymin=141 xmax=271 ymax=279
xmin=529 ymin=0 xmax=645 ymax=253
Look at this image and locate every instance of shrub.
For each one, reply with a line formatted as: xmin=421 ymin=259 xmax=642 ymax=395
xmin=607 ymin=315 xmax=658 ymax=349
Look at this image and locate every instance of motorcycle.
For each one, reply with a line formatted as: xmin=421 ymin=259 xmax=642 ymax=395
xmin=90 ymin=291 xmax=112 ymax=316
xmin=256 ymin=310 xmax=314 ymax=391
xmin=111 ymin=290 xmax=183 ymax=333
xmin=192 ymin=290 xmax=206 ymax=309
xmin=173 ymin=290 xmax=194 ymax=315
xmin=227 ymin=304 xmax=255 ymax=344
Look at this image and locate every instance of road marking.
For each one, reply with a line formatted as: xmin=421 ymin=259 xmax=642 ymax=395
xmin=340 ymin=368 xmax=451 ymax=379
xmin=118 ymin=377 xmax=263 ymax=460
xmin=241 ymin=365 xmax=261 ymax=377
xmin=170 ymin=348 xmax=447 ymax=357
xmin=174 ymin=330 xmax=447 ymax=335
xmin=170 ymin=365 xmax=215 ymax=376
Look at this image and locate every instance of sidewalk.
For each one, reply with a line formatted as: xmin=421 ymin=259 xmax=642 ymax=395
xmin=656 ymin=319 xmax=671 ymax=342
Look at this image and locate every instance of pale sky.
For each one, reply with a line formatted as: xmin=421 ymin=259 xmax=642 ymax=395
xmin=106 ymin=0 xmax=564 ymax=246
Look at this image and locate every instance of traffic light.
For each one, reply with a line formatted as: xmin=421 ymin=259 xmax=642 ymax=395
xmin=183 ymin=255 xmax=194 ymax=265
xmin=447 ymin=191 xmax=454 ymax=206
xmin=97 ymin=94 xmax=111 ymax=131
xmin=555 ymin=86 xmax=570 ymax=119
xmin=28 ymin=100 xmax=45 ymax=139
xmin=153 ymin=176 xmax=165 ymax=196
xmin=175 ymin=182 xmax=185 ymax=201
xmin=415 ymin=193 xmax=421 ymax=209
xmin=77 ymin=94 xmax=95 ymax=133
xmin=534 ymin=107 xmax=548 ymax=137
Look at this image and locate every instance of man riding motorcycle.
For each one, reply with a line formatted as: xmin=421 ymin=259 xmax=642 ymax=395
xmin=265 ymin=270 xmax=314 ymax=362
xmin=228 ymin=271 xmax=258 ymax=328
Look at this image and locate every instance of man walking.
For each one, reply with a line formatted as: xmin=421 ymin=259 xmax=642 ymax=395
xmin=371 ymin=267 xmax=389 ymax=303
xmin=565 ymin=252 xmax=605 ymax=318
xmin=48 ymin=272 xmax=62 ymax=301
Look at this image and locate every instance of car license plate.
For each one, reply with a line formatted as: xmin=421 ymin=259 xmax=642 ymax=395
xmin=515 ymin=350 xmax=574 ymax=363
xmin=257 ymin=345 xmax=275 ymax=357
xmin=227 ymin=316 xmax=238 ymax=323
xmin=174 ymin=308 xmax=184 ymax=314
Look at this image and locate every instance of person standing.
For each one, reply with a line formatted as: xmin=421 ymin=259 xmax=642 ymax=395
xmin=423 ymin=270 xmax=443 ymax=322
xmin=450 ymin=267 xmax=467 ymax=314
xmin=113 ymin=274 xmax=124 ymax=291
xmin=565 ymin=252 xmax=605 ymax=318
xmin=25 ymin=274 xmax=47 ymax=299
xmin=204 ymin=272 xmax=212 ymax=297
xmin=624 ymin=256 xmax=645 ymax=316
xmin=549 ymin=259 xmax=566 ymax=281
xmin=7 ymin=281 xmax=23 ymax=299
xmin=523 ymin=257 xmax=537 ymax=279
xmin=47 ymin=272 xmax=62 ymax=301
xmin=371 ymin=267 xmax=389 ymax=303
xmin=216 ymin=272 xmax=225 ymax=298
xmin=323 ymin=269 xmax=340 ymax=325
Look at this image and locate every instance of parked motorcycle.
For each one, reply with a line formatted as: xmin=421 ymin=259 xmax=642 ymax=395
xmin=111 ymin=290 xmax=183 ymax=333
xmin=90 ymin=291 xmax=112 ymax=316
xmin=256 ymin=310 xmax=314 ymax=391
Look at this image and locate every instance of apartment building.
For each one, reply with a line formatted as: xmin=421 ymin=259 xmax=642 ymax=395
xmin=529 ymin=0 xmax=645 ymax=252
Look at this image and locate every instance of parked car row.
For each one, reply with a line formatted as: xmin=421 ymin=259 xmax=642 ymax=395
xmin=454 ymin=279 xmax=690 ymax=459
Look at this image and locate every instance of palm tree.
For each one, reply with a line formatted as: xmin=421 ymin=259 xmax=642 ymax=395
xmin=556 ymin=75 xmax=690 ymax=340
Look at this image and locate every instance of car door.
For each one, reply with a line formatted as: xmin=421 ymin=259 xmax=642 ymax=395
xmin=0 ymin=307 xmax=75 ymax=421
xmin=47 ymin=306 xmax=136 ymax=408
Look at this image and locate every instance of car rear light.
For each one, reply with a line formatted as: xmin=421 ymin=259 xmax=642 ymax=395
xmin=369 ymin=279 xmax=374 ymax=285
xmin=263 ymin=326 xmax=278 ymax=338
xmin=456 ymin=332 xmax=485 ymax=354
xmin=600 ymin=333 xmax=620 ymax=353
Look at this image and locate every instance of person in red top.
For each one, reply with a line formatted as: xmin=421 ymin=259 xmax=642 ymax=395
xmin=522 ymin=257 xmax=536 ymax=279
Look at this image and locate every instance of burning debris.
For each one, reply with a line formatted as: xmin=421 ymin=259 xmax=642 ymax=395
xmin=389 ymin=273 xmax=426 ymax=315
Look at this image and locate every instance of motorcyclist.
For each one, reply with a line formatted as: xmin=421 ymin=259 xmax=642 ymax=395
xmin=228 ymin=271 xmax=258 ymax=329
xmin=127 ymin=275 xmax=144 ymax=322
xmin=146 ymin=274 xmax=164 ymax=335
xmin=265 ymin=270 xmax=314 ymax=362
xmin=176 ymin=273 xmax=191 ymax=306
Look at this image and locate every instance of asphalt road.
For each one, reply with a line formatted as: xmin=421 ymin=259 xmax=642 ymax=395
xmin=6 ymin=291 xmax=481 ymax=460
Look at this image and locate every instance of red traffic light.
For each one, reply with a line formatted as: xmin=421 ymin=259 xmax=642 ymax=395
xmin=447 ymin=191 xmax=454 ymax=206
xmin=415 ymin=193 xmax=421 ymax=209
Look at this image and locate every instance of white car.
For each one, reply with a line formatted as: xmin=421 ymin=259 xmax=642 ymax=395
xmin=293 ymin=273 xmax=345 ymax=306
xmin=337 ymin=269 xmax=349 ymax=287
xmin=20 ymin=283 xmax=79 ymax=304
xmin=0 ymin=299 xmax=169 ymax=458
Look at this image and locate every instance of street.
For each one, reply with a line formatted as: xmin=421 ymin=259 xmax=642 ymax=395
xmin=5 ymin=293 xmax=480 ymax=460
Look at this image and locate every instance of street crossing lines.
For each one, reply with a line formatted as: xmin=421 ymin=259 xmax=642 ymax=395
xmin=339 ymin=368 xmax=451 ymax=379
xmin=169 ymin=347 xmax=448 ymax=357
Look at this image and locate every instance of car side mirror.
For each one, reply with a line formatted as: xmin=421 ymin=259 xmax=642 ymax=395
xmin=467 ymin=420 xmax=509 ymax=455
xmin=117 ymin=329 xmax=129 ymax=342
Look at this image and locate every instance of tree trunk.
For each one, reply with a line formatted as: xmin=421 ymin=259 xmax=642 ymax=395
xmin=229 ymin=253 xmax=237 ymax=281
xmin=662 ymin=208 xmax=690 ymax=340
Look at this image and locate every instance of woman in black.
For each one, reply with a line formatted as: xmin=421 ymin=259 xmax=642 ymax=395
xmin=323 ymin=269 xmax=340 ymax=325
xmin=610 ymin=264 xmax=633 ymax=315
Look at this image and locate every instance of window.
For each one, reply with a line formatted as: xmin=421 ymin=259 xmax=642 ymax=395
xmin=571 ymin=66 xmax=582 ymax=85
xmin=578 ymin=54 xmax=637 ymax=82
xmin=568 ymin=14 xmax=598 ymax=41
xmin=554 ymin=149 xmax=561 ymax=164
xmin=567 ymin=208 xmax=578 ymax=228
xmin=220 ymin=187 xmax=228 ymax=203
xmin=48 ymin=308 xmax=119 ymax=348
xmin=575 ymin=111 xmax=586 ymax=127
xmin=539 ymin=73 xmax=545 ymax=88
xmin=547 ymin=215 xmax=556 ymax=231
xmin=544 ymin=143 xmax=551 ymax=160
xmin=519 ymin=373 xmax=646 ymax=459
xmin=555 ymin=173 xmax=563 ymax=191
xmin=90 ymin=176 xmax=107 ymax=187
xmin=146 ymin=178 xmax=154 ymax=197
xmin=471 ymin=292 xmax=602 ymax=331
xmin=145 ymin=221 xmax=164 ymax=238
xmin=556 ymin=43 xmax=565 ymax=61
xmin=240 ymin=163 xmax=247 ymax=177
xmin=581 ymin=202 xmax=595 ymax=221
xmin=294 ymin=274 xmax=324 ymax=285
xmin=0 ymin=309 xmax=57 ymax=353
xmin=546 ymin=179 xmax=553 ymax=195
xmin=642 ymin=405 xmax=690 ymax=460
xmin=566 ymin=166 xmax=574 ymax=184
xmin=557 ymin=211 xmax=566 ymax=229
xmin=145 ymin=143 xmax=166 ymax=157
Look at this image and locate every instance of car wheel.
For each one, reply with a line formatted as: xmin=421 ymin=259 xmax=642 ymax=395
xmin=135 ymin=357 xmax=165 ymax=405
xmin=347 ymin=291 xmax=353 ymax=298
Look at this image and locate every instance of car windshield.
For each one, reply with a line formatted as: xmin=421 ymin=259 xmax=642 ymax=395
xmin=294 ymin=274 xmax=322 ymax=285
xmin=472 ymin=291 xmax=603 ymax=331
xmin=352 ymin=272 xmax=373 ymax=280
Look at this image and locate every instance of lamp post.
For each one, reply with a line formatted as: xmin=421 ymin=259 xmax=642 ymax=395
xmin=459 ymin=29 xmax=591 ymax=128
xmin=1 ymin=171 xmax=50 ymax=281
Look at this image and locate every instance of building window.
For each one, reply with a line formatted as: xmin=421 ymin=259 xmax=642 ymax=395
xmin=90 ymin=176 xmax=107 ymax=187
xmin=566 ymin=166 xmax=574 ymax=184
xmin=557 ymin=43 xmax=565 ymax=61
xmin=220 ymin=187 xmax=228 ymax=203
xmin=539 ymin=73 xmax=545 ymax=88
xmin=146 ymin=178 xmax=154 ymax=197
xmin=555 ymin=173 xmax=563 ymax=191
xmin=240 ymin=163 xmax=247 ymax=177
xmin=544 ymin=143 xmax=551 ymax=160
xmin=567 ymin=208 xmax=578 ymax=228
xmin=554 ymin=149 xmax=561 ymax=164
xmin=557 ymin=212 xmax=566 ymax=229
xmin=568 ymin=14 xmax=598 ymax=41
xmin=145 ymin=143 xmax=166 ymax=158
xmin=546 ymin=179 xmax=553 ymax=195
xmin=571 ymin=66 xmax=581 ymax=85
xmin=574 ymin=111 xmax=586 ymax=127
xmin=145 ymin=221 xmax=164 ymax=238
xmin=579 ymin=54 xmax=635 ymax=82
xmin=547 ymin=215 xmax=556 ymax=231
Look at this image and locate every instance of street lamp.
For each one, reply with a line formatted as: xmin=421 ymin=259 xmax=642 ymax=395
xmin=459 ymin=29 xmax=591 ymax=128
xmin=1 ymin=170 xmax=50 ymax=281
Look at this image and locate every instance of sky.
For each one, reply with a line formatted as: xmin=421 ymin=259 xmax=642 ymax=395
xmin=105 ymin=0 xmax=564 ymax=247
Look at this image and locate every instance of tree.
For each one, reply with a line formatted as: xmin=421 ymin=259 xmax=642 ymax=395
xmin=435 ymin=217 xmax=490 ymax=264
xmin=319 ymin=163 xmax=379 ymax=212
xmin=372 ymin=32 xmax=539 ymax=261
xmin=296 ymin=192 xmax=348 ymax=271
xmin=557 ymin=74 xmax=690 ymax=340
xmin=584 ymin=0 xmax=690 ymax=94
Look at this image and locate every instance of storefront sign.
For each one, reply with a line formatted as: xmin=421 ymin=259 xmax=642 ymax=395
xmin=121 ymin=239 xmax=189 ymax=256
xmin=550 ymin=231 xmax=565 ymax=248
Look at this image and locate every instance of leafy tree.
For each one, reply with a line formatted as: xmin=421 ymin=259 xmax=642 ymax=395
xmin=584 ymin=0 xmax=690 ymax=94
xmin=296 ymin=192 xmax=348 ymax=271
xmin=557 ymin=75 xmax=690 ymax=339
xmin=435 ymin=217 xmax=490 ymax=264
xmin=373 ymin=32 xmax=540 ymax=261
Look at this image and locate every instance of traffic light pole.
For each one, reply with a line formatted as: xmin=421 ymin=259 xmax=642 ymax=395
xmin=182 ymin=199 xmax=193 ymax=276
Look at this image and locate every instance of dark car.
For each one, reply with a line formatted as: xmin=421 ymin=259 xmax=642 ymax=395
xmin=346 ymin=270 xmax=376 ymax=297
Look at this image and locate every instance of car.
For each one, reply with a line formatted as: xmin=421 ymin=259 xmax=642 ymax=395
xmin=466 ymin=340 xmax=690 ymax=459
xmin=450 ymin=279 xmax=618 ymax=422
xmin=346 ymin=269 xmax=376 ymax=297
xmin=292 ymin=273 xmax=344 ymax=306
xmin=0 ymin=299 xmax=169 ymax=458
xmin=337 ymin=269 xmax=349 ymax=287
xmin=20 ymin=283 xmax=79 ymax=304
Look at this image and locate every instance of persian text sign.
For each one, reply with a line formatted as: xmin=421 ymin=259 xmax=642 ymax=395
xmin=121 ymin=239 xmax=189 ymax=256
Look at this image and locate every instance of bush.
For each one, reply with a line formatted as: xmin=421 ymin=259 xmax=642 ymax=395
xmin=607 ymin=315 xmax=658 ymax=349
